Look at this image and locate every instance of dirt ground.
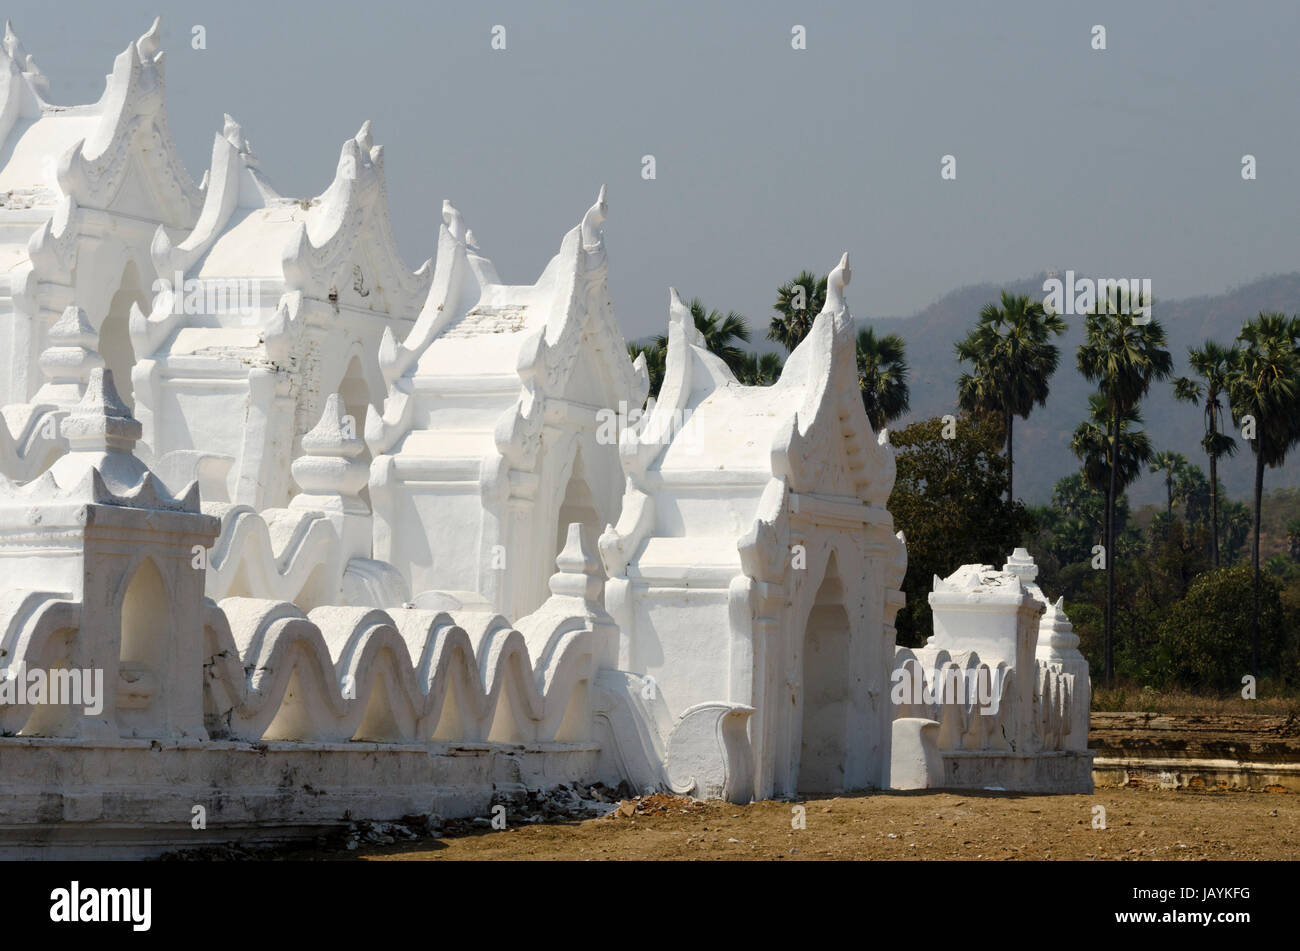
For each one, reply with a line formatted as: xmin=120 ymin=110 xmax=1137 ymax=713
xmin=343 ymin=786 xmax=1297 ymax=861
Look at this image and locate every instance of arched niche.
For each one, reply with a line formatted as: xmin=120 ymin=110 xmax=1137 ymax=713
xmin=337 ymin=353 xmax=372 ymax=507
xmin=554 ymin=447 xmax=602 ymax=569
xmin=97 ymin=258 xmax=147 ymax=412
xmin=796 ymin=550 xmax=852 ymax=795
xmin=117 ymin=556 xmax=170 ymax=733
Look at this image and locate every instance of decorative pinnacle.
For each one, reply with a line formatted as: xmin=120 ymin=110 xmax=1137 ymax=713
xmin=37 ymin=306 xmax=104 ymax=407
xmin=222 ymin=113 xmax=245 ymax=150
xmin=668 ymin=287 xmax=702 ymax=347
xmin=300 ymin=393 xmax=364 ymax=458
xmin=3 ymin=19 xmax=46 ymax=89
xmin=1003 ymin=547 xmax=1038 ymax=584
xmin=355 ymin=119 xmax=373 ymax=154
xmin=291 ymin=393 xmax=368 ymax=505
xmin=442 ymin=200 xmax=466 ymax=243
xmin=136 ymin=16 xmax=162 ymax=60
xmin=60 ymin=367 xmax=141 ymax=453
xmin=548 ymin=522 xmax=605 ymax=602
xmin=581 ymin=184 xmax=608 ymax=250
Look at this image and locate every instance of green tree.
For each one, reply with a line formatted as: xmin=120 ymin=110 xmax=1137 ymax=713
xmin=1148 ymin=450 xmax=1188 ymax=519
xmin=1288 ymin=517 xmax=1300 ymax=561
xmin=629 ymin=296 xmax=754 ymax=399
xmin=1227 ymin=312 xmax=1300 ymax=678
xmin=1076 ymin=301 xmax=1173 ymax=685
xmin=1267 ymin=553 xmax=1300 ymax=582
xmin=1070 ymin=393 xmax=1154 ymax=502
xmin=687 ymin=297 xmax=751 ymax=374
xmin=735 ymin=351 xmax=784 ymax=386
xmin=1174 ymin=341 xmax=1239 ymax=566
xmin=768 ymin=271 xmax=827 ymax=353
xmin=855 ymin=327 xmax=910 ymax=432
xmin=1034 ymin=471 xmax=1129 ymax=570
xmin=1154 ymin=565 xmax=1286 ymax=690
xmin=955 ymin=291 xmax=1067 ymax=504
xmin=888 ymin=414 xmax=1037 ymax=646
xmin=1174 ymin=464 xmax=1211 ymax=529
xmin=1221 ymin=499 xmax=1253 ymax=564
xmin=627 ymin=341 xmax=665 ymax=400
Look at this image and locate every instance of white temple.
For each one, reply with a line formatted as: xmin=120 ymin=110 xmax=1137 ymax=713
xmin=0 ymin=20 xmax=1090 ymax=856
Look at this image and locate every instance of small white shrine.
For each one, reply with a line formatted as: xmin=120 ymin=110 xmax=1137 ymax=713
xmin=599 ymin=255 xmax=908 ymax=800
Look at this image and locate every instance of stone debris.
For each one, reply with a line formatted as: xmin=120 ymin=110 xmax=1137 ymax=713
xmin=603 ymin=791 xmax=707 ymax=819
xmin=158 ymin=783 xmax=646 ymax=859
xmin=470 ymin=781 xmax=634 ymax=826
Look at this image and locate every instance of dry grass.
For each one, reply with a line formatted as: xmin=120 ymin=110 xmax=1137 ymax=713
xmin=1091 ymin=685 xmax=1300 ymax=716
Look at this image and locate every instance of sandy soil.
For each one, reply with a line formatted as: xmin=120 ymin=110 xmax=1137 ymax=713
xmin=347 ymin=786 xmax=1298 ymax=861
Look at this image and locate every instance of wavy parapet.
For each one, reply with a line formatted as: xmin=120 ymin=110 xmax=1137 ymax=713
xmin=198 ymin=528 xmax=615 ymax=744
xmin=0 ymin=402 xmax=64 ymax=482
xmin=1 ymin=524 xmax=611 ymax=754
xmin=202 ymin=504 xmax=337 ymax=604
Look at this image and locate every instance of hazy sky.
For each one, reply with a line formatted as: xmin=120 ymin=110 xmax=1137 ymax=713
xmin=12 ymin=0 xmax=1300 ymax=342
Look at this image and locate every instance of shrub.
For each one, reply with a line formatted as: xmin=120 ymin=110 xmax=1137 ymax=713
xmin=1153 ymin=564 xmax=1287 ymax=690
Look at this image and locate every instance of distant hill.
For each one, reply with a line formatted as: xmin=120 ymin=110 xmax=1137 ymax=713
xmin=861 ymin=272 xmax=1300 ymax=506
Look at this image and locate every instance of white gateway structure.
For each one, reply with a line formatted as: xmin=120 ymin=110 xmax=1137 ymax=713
xmin=0 ymin=20 xmax=1089 ymax=856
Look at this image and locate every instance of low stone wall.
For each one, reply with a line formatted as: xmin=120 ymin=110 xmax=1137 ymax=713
xmin=1091 ymin=755 xmax=1300 ymax=792
xmin=943 ymin=750 xmax=1094 ymax=793
xmin=1089 ymin=712 xmax=1300 ymax=793
xmin=0 ymin=736 xmax=602 ymax=858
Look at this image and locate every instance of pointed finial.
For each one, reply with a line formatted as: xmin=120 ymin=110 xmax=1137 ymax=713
xmin=668 ymin=287 xmax=701 ymax=344
xmin=1003 ymin=547 xmax=1038 ymax=584
xmin=355 ymin=119 xmax=373 ymax=153
xmin=2 ymin=19 xmax=45 ymax=88
xmin=824 ymin=251 xmax=852 ymax=315
xmin=831 ymin=251 xmax=851 ymax=290
xmin=668 ymin=287 xmax=686 ymax=319
xmin=37 ymin=306 xmax=104 ymax=408
xmin=581 ymin=184 xmax=609 ymax=251
xmin=136 ymin=16 xmax=162 ymax=60
xmin=1039 ymin=595 xmax=1079 ymax=651
xmin=442 ymin=200 xmax=466 ymax=242
xmin=60 ymin=367 xmax=142 ymax=453
xmin=222 ymin=113 xmax=244 ymax=149
xmin=547 ymin=522 xmax=605 ymax=602
xmin=290 ymin=393 xmax=368 ymax=510
xmin=300 ymin=393 xmax=364 ymax=456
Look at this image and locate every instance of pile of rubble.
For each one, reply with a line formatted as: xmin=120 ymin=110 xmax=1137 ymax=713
xmin=446 ymin=781 xmax=637 ymax=832
xmin=604 ymin=792 xmax=708 ymax=818
xmin=159 ymin=782 xmax=644 ymax=859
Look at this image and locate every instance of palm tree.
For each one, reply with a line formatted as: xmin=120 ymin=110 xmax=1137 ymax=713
xmin=1227 ymin=312 xmax=1300 ymax=679
xmin=1173 ymin=341 xmax=1239 ymax=565
xmin=1148 ymin=450 xmax=1187 ymax=519
xmin=1076 ymin=299 xmax=1173 ymax=685
xmin=768 ymin=271 xmax=827 ymax=352
xmin=855 ymin=327 xmax=910 ymax=432
xmin=955 ymin=291 xmax=1067 ymax=504
xmin=628 ymin=341 xmax=666 ymax=400
xmin=634 ymin=298 xmax=752 ymax=396
xmin=687 ymin=298 xmax=751 ymax=374
xmin=1174 ymin=463 xmax=1212 ymax=530
xmin=735 ymin=351 xmax=784 ymax=386
xmin=1071 ymin=394 xmax=1154 ymax=501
